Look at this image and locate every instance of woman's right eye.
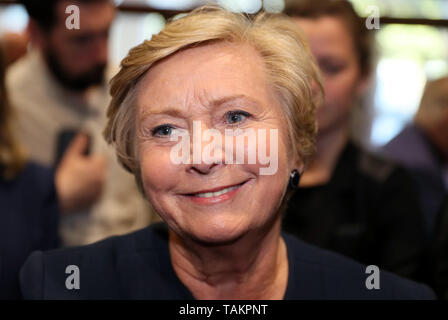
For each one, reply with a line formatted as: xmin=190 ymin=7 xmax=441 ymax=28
xmin=152 ymin=125 xmax=174 ymax=137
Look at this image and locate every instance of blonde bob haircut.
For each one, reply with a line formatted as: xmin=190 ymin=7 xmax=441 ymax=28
xmin=104 ymin=5 xmax=322 ymax=185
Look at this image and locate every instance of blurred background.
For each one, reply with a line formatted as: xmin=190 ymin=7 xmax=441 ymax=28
xmin=1 ymin=0 xmax=447 ymax=149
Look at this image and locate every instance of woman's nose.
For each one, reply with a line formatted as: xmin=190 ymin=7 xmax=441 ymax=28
xmin=189 ymin=162 xmax=220 ymax=175
xmin=186 ymin=120 xmax=226 ymax=174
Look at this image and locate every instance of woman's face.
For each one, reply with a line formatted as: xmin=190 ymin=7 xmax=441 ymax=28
xmin=294 ymin=16 xmax=366 ymax=134
xmin=135 ymin=42 xmax=298 ymax=244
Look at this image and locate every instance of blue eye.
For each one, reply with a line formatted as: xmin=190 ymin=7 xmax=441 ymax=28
xmin=152 ymin=125 xmax=174 ymax=137
xmin=226 ymin=111 xmax=252 ymax=125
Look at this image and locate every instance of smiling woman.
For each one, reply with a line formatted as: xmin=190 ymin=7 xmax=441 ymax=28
xmin=20 ymin=5 xmax=435 ymax=300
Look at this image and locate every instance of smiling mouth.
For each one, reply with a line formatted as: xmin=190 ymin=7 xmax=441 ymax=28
xmin=190 ymin=184 xmax=242 ymax=198
xmin=184 ymin=181 xmax=248 ymax=200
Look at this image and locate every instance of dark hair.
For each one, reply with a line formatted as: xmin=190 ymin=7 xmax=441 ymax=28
xmin=20 ymin=0 xmax=112 ymax=31
xmin=284 ymin=0 xmax=373 ymax=77
xmin=0 ymin=45 xmax=25 ymax=179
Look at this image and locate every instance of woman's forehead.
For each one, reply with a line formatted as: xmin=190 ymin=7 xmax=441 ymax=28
xmin=135 ymin=41 xmax=278 ymax=115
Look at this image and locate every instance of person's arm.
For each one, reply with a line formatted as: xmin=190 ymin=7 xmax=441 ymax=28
xmin=55 ymin=133 xmax=106 ymax=214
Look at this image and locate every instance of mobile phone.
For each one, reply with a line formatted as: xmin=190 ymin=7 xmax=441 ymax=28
xmin=55 ymin=129 xmax=91 ymax=165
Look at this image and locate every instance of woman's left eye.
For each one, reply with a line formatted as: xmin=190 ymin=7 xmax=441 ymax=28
xmin=225 ymin=110 xmax=252 ymax=125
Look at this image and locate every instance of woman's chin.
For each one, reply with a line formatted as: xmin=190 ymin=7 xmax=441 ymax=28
xmin=186 ymin=222 xmax=249 ymax=246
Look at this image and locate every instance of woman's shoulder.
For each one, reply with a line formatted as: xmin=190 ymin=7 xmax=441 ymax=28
xmin=283 ymin=233 xmax=436 ymax=300
xmin=19 ymin=223 xmax=170 ymax=299
xmin=349 ymin=142 xmax=408 ymax=185
xmin=335 ymin=141 xmax=414 ymax=192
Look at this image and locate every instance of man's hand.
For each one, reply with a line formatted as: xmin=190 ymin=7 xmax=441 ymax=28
xmin=55 ymin=133 xmax=106 ymax=214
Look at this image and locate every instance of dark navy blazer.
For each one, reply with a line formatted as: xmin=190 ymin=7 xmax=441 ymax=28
xmin=0 ymin=163 xmax=59 ymax=299
xmin=20 ymin=223 xmax=435 ymax=300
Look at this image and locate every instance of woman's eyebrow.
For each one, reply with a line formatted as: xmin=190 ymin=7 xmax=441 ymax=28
xmin=209 ymin=95 xmax=262 ymax=109
xmin=140 ymin=108 xmax=187 ymax=122
xmin=139 ymin=95 xmax=262 ymax=121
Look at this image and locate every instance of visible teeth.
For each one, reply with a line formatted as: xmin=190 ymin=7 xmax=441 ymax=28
xmin=194 ymin=185 xmax=240 ymax=198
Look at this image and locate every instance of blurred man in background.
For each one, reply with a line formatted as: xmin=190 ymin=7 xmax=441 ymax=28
xmin=383 ymin=77 xmax=448 ymax=235
xmin=6 ymin=0 xmax=156 ymax=246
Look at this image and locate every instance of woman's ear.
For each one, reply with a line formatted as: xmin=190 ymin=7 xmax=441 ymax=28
xmin=297 ymin=162 xmax=305 ymax=175
xmin=290 ymin=156 xmax=305 ymax=175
